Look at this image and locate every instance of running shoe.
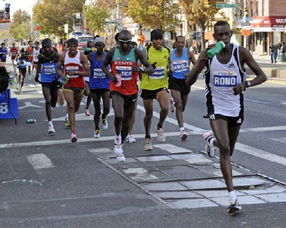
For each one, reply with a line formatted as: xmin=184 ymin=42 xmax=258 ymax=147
xmin=228 ymin=199 xmax=241 ymax=215
xmin=144 ymin=138 xmax=153 ymax=151
xmin=116 ymin=153 xmax=126 ymax=162
xmin=156 ymin=127 xmax=166 ymax=142
xmin=94 ymin=129 xmax=100 ymax=138
xmin=102 ymin=118 xmax=108 ymax=130
xmin=126 ymin=134 xmax=136 ymax=143
xmin=48 ymin=125 xmax=56 ymax=135
xmin=85 ymin=109 xmax=91 ymax=116
xmin=203 ymin=131 xmax=217 ymax=157
xmin=71 ymin=133 xmax=77 ymax=143
xmin=180 ymin=129 xmax=188 ymax=141
xmin=170 ymin=97 xmax=176 ymax=113
xmin=114 ymin=144 xmax=123 ymax=155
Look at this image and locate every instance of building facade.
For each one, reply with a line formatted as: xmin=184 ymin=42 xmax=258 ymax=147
xmin=248 ymin=0 xmax=286 ymax=54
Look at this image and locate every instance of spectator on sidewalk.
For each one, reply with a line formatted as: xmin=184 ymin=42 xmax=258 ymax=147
xmin=269 ymin=43 xmax=278 ymax=63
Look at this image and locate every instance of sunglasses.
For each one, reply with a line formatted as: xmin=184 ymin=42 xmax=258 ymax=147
xmin=119 ymin=39 xmax=131 ymax=44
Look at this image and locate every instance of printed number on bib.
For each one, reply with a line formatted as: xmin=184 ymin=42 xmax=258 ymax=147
xmin=150 ymin=66 xmax=164 ymax=79
xmin=43 ymin=64 xmax=56 ymax=75
xmin=116 ymin=66 xmax=132 ymax=81
xmin=173 ymin=60 xmax=188 ymax=73
xmin=93 ymin=69 xmax=105 ymax=78
xmin=213 ymin=71 xmax=237 ymax=87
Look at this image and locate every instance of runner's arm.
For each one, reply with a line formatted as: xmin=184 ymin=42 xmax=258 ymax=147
xmin=185 ymin=50 xmax=208 ymax=86
xmin=57 ymin=54 xmax=65 ymax=79
xmin=188 ymin=49 xmax=197 ymax=65
xmin=79 ymin=53 xmax=90 ymax=77
xmin=134 ymin=48 xmax=154 ymax=74
xmin=102 ymin=48 xmax=115 ymax=80
xmin=233 ymin=47 xmax=267 ymax=95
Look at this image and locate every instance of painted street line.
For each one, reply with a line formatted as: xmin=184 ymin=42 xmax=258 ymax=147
xmin=235 ymin=142 xmax=286 ymax=167
xmin=123 ymin=168 xmax=158 ymax=181
xmin=18 ymin=101 xmax=41 ymax=110
xmin=27 ymin=153 xmax=54 ymax=170
xmin=153 ymin=143 xmax=191 ymax=153
xmin=240 ymin=126 xmax=286 ymax=132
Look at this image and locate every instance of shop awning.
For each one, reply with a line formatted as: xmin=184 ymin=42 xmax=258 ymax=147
xmin=251 ymin=16 xmax=286 ymax=28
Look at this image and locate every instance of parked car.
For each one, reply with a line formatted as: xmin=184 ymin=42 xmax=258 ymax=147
xmin=77 ymin=36 xmax=94 ymax=50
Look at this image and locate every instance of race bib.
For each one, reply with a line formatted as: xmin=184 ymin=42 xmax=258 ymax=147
xmin=213 ymin=71 xmax=237 ymax=87
xmin=173 ymin=60 xmax=188 ymax=73
xmin=150 ymin=66 xmax=165 ymax=79
xmin=93 ymin=68 xmax=105 ymax=78
xmin=116 ymin=66 xmax=132 ymax=81
xmin=66 ymin=65 xmax=79 ymax=78
xmin=43 ymin=64 xmax=56 ymax=75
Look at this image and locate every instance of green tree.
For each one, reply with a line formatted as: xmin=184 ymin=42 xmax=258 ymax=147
xmin=84 ymin=2 xmax=110 ymax=34
xmin=180 ymin=0 xmax=219 ymax=49
xmin=33 ymin=0 xmax=85 ymax=37
xmin=126 ymin=0 xmax=180 ymax=31
xmin=9 ymin=10 xmax=32 ymax=40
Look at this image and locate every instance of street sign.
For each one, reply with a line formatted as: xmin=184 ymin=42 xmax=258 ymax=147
xmin=105 ymin=21 xmax=118 ymax=25
xmin=216 ymin=3 xmax=236 ymax=8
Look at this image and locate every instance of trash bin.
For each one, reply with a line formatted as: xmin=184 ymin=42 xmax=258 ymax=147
xmin=281 ymin=53 xmax=286 ymax=62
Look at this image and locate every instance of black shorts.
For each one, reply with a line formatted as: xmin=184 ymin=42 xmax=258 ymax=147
xmin=168 ymin=77 xmax=190 ymax=95
xmin=110 ymin=91 xmax=137 ymax=104
xmin=207 ymin=114 xmax=244 ymax=126
xmin=90 ymin=89 xmax=109 ymax=96
xmin=41 ymin=81 xmax=58 ymax=90
xmin=141 ymin=87 xmax=168 ymax=100
xmin=63 ymin=87 xmax=84 ymax=97
xmin=18 ymin=68 xmax=26 ymax=74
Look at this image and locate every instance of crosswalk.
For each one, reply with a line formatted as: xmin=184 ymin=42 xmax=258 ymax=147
xmin=2 ymin=142 xmax=286 ymax=210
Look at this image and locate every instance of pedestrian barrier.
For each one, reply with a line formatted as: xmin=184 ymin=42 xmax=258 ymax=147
xmin=280 ymin=53 xmax=286 ymax=62
xmin=0 ymin=88 xmax=19 ymax=123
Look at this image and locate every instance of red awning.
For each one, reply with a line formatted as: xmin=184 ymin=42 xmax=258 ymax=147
xmin=251 ymin=16 xmax=286 ymax=27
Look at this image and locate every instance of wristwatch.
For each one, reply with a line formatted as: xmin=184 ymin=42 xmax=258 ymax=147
xmin=245 ymin=81 xmax=251 ymax=88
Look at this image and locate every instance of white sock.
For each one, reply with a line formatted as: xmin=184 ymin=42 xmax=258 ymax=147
xmin=116 ymin=135 xmax=121 ymax=145
xmin=48 ymin=121 xmax=53 ymax=126
xmin=180 ymin=127 xmax=185 ymax=132
xmin=229 ymin=191 xmax=237 ymax=203
xmin=209 ymin=137 xmax=215 ymax=146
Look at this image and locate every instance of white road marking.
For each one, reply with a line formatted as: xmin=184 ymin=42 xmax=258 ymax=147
xmin=123 ymin=168 xmax=158 ymax=181
xmin=271 ymin=137 xmax=286 ymax=144
xmin=153 ymin=144 xmax=191 ymax=153
xmin=18 ymin=101 xmax=41 ymax=110
xmin=53 ymin=109 xmax=114 ymax=121
xmin=27 ymin=153 xmax=54 ymax=170
xmin=240 ymin=126 xmax=286 ymax=132
xmin=136 ymin=105 xmax=205 ymax=134
xmin=235 ymin=143 xmax=286 ymax=167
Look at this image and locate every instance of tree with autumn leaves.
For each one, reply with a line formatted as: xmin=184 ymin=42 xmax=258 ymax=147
xmin=126 ymin=0 xmax=180 ymax=31
xmin=33 ymin=0 xmax=85 ymax=37
xmin=180 ymin=0 xmax=220 ymax=49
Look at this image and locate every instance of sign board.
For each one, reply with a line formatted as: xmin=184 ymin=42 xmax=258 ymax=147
xmin=216 ymin=3 xmax=236 ymax=8
xmin=105 ymin=21 xmax=118 ymax=25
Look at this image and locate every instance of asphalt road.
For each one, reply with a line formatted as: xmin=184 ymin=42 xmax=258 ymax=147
xmin=0 ymin=61 xmax=286 ymax=228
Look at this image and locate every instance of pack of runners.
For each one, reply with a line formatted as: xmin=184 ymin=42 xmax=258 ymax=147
xmin=8 ymin=22 xmax=267 ymax=214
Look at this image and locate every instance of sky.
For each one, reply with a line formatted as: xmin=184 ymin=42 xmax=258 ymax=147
xmin=0 ymin=0 xmax=39 ymax=17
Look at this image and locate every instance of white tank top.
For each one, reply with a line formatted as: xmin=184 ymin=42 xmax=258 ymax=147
xmin=205 ymin=43 xmax=246 ymax=117
xmin=33 ymin=48 xmax=40 ymax=62
xmin=64 ymin=51 xmax=83 ymax=78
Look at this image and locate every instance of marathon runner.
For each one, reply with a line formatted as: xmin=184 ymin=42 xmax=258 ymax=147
xmin=169 ymin=35 xmax=196 ymax=140
xmin=35 ymin=38 xmax=59 ymax=135
xmin=57 ymin=38 xmax=90 ymax=143
xmin=185 ymin=21 xmax=267 ymax=214
xmin=88 ymin=37 xmax=110 ymax=138
xmin=26 ymin=41 xmax=33 ymax=76
xmin=102 ymin=30 xmax=154 ymax=161
xmin=140 ymin=29 xmax=170 ymax=151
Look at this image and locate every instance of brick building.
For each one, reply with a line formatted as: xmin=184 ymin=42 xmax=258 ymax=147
xmin=247 ymin=0 xmax=286 ymax=54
